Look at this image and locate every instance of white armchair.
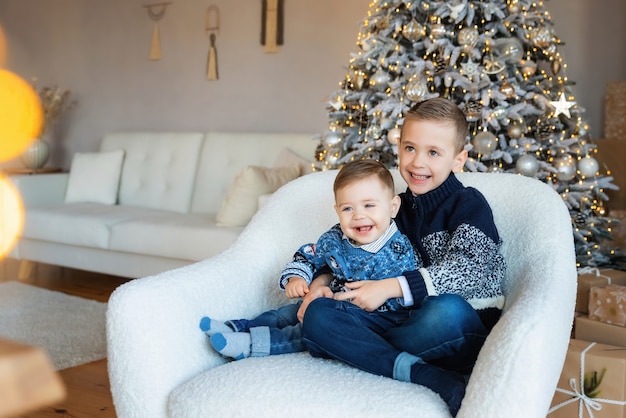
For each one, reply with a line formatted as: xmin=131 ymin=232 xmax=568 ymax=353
xmin=106 ymin=170 xmax=577 ymax=418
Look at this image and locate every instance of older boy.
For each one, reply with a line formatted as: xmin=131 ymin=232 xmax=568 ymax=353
xmin=301 ymin=98 xmax=505 ymax=416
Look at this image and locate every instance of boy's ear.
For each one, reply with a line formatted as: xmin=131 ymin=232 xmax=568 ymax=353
xmin=391 ymin=195 xmax=401 ymax=217
xmin=452 ymin=149 xmax=468 ymax=173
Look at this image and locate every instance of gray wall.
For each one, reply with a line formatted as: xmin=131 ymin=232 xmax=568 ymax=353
xmin=1 ymin=0 xmax=624 ymax=169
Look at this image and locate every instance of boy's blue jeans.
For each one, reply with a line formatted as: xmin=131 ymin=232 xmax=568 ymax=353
xmin=301 ymin=294 xmax=489 ymax=381
xmin=227 ymin=302 xmax=305 ymax=356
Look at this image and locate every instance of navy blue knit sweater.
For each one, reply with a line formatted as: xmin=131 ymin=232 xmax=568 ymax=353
xmin=395 ymin=173 xmax=505 ymax=329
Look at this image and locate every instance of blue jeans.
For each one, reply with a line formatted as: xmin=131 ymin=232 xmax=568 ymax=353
xmin=302 ymin=294 xmax=489 ymax=380
xmin=228 ymin=302 xmax=305 ymax=356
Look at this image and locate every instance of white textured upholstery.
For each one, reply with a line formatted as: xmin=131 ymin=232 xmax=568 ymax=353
xmin=101 ymin=132 xmax=204 ymax=213
xmin=107 ymin=171 xmax=577 ymax=418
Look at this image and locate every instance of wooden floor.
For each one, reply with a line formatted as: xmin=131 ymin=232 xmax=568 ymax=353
xmin=0 ymin=258 xmax=131 ymax=418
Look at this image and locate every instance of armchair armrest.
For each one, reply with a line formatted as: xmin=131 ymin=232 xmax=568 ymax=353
xmin=8 ymin=173 xmax=68 ymax=207
xmin=107 ymin=171 xmax=338 ymax=418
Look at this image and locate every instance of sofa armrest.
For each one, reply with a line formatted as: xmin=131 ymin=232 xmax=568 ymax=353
xmin=8 ymin=173 xmax=68 ymax=207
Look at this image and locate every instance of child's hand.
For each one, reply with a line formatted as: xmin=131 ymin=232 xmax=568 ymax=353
xmin=334 ymin=279 xmax=400 ymax=312
xmin=285 ymin=277 xmax=309 ymax=298
xmin=297 ymin=285 xmax=333 ymax=322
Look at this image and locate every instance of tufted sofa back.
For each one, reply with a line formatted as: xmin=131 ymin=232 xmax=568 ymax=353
xmin=189 ymin=132 xmax=317 ymax=214
xmin=100 ymin=132 xmax=205 ymax=213
xmin=99 ymin=132 xmax=318 ymax=215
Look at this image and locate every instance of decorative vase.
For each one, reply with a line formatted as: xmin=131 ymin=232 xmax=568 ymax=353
xmin=21 ymin=137 xmax=50 ymax=170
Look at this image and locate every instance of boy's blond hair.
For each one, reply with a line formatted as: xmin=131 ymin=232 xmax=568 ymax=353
xmin=401 ymin=97 xmax=468 ymax=153
xmin=333 ymin=159 xmax=395 ymax=196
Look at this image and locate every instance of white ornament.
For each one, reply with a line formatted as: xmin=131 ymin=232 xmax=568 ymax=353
xmin=370 ymin=69 xmax=390 ymax=91
xmin=461 ymin=59 xmax=481 ymax=80
xmin=554 ymin=155 xmax=576 ymax=181
xmin=324 ymin=132 xmax=341 ymax=146
xmin=578 ymin=156 xmax=599 ymax=177
xmin=550 ymin=93 xmax=575 ymax=118
xmin=516 ymin=154 xmax=539 ymax=177
xmin=387 ymin=128 xmax=401 ymax=144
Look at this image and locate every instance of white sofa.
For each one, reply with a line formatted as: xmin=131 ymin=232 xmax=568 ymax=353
xmin=107 ymin=171 xmax=577 ymax=418
xmin=9 ymin=132 xmax=318 ymax=279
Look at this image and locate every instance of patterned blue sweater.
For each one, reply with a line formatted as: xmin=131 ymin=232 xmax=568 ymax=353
xmin=279 ymin=222 xmax=418 ymax=312
xmin=395 ymin=173 xmax=506 ymax=329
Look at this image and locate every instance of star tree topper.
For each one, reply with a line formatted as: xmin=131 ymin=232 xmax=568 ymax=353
xmin=550 ymin=93 xmax=575 ymax=118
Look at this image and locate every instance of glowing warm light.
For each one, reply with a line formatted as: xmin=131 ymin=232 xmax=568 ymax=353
xmin=0 ymin=69 xmax=43 ymax=161
xmin=0 ymin=176 xmax=24 ymax=258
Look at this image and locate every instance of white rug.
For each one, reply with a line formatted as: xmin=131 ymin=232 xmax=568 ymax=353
xmin=0 ymin=281 xmax=107 ymax=370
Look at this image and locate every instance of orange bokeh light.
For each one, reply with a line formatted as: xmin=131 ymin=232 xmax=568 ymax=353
xmin=0 ymin=176 xmax=24 ymax=258
xmin=0 ymin=69 xmax=43 ymax=161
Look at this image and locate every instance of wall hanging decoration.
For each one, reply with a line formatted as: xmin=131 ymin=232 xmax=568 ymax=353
xmin=205 ymin=5 xmax=219 ymax=80
xmin=261 ymin=0 xmax=284 ymax=53
xmin=143 ymin=2 xmax=172 ymax=61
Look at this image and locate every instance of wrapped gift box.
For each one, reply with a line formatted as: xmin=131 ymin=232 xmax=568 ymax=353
xmin=589 ymin=285 xmax=626 ymax=327
xmin=575 ymin=315 xmax=626 ymax=347
xmin=576 ymin=268 xmax=626 ymax=314
xmin=549 ymin=339 xmax=626 ymax=417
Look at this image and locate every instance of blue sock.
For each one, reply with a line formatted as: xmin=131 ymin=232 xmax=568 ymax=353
xmin=199 ymin=316 xmax=234 ymax=335
xmin=410 ymin=362 xmax=466 ymax=416
xmin=210 ymin=332 xmax=251 ymax=360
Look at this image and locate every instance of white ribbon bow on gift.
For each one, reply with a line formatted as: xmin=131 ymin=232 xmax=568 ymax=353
xmin=548 ymin=342 xmax=626 ymax=418
xmin=577 ymin=267 xmax=612 ymax=284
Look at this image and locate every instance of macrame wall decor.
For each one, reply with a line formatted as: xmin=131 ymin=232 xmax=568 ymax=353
xmin=205 ymin=5 xmax=220 ymax=80
xmin=143 ymin=2 xmax=172 ymax=61
xmin=261 ymin=0 xmax=284 ymax=53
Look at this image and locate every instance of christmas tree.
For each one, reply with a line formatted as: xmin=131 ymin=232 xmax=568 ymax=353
xmin=314 ymin=0 xmax=622 ymax=268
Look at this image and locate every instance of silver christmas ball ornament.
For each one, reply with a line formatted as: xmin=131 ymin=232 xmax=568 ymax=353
xmin=554 ymin=155 xmax=576 ymax=181
xmin=458 ymin=27 xmax=479 ymax=49
xmin=430 ymin=23 xmax=447 ymax=39
xmin=472 ymin=131 xmax=498 ymax=155
xmin=369 ymin=69 xmax=390 ymax=91
xmin=405 ymin=78 xmax=429 ymax=102
xmin=578 ymin=156 xmax=599 ymax=177
xmin=516 ymin=154 xmax=539 ymax=176
xmin=366 ymin=124 xmax=382 ymax=140
xmin=497 ymin=38 xmax=524 ymax=63
xmin=403 ymin=20 xmax=426 ymax=41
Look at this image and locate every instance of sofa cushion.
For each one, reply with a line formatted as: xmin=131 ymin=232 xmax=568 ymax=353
xmin=216 ymin=164 xmax=301 ymax=227
xmin=109 ymin=214 xmax=243 ymax=261
xmin=64 ymin=150 xmax=125 ymax=205
xmin=100 ymin=133 xmax=204 ymax=213
xmin=21 ymin=204 xmax=153 ymax=249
